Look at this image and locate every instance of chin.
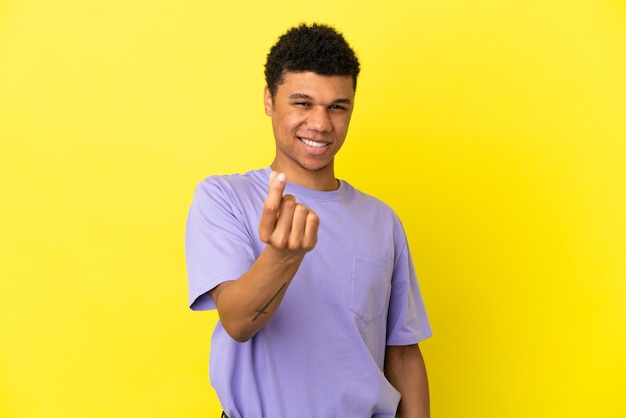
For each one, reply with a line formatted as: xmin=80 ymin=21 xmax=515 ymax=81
xmin=298 ymin=160 xmax=332 ymax=172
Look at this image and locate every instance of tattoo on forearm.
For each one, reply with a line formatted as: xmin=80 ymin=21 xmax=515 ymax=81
xmin=251 ymin=283 xmax=287 ymax=322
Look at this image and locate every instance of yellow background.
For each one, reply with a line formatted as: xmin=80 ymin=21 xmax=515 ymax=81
xmin=1 ymin=0 xmax=625 ymax=417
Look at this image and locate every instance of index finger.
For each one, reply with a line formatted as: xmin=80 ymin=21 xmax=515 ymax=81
xmin=258 ymin=172 xmax=287 ymax=241
xmin=266 ymin=172 xmax=287 ymax=208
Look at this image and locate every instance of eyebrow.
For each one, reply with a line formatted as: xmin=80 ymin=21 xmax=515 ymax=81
xmin=288 ymin=93 xmax=352 ymax=105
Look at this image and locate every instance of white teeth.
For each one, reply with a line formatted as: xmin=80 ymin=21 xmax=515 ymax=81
xmin=300 ymin=137 xmax=327 ymax=148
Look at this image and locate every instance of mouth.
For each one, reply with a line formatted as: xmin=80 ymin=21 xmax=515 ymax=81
xmin=298 ymin=137 xmax=329 ymax=148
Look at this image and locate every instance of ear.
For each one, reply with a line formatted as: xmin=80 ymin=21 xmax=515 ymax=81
xmin=264 ymin=86 xmax=273 ymax=116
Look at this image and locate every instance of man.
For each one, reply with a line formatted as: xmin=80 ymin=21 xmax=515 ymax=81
xmin=186 ymin=23 xmax=432 ymax=417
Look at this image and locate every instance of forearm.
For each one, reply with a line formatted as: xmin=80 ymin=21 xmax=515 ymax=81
xmin=210 ymin=245 xmax=304 ymax=342
xmin=209 ymin=171 xmax=319 ymax=342
xmin=384 ymin=344 xmax=430 ymax=418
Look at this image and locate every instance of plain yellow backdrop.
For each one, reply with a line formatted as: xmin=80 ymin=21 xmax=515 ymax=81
xmin=1 ymin=0 xmax=625 ymax=417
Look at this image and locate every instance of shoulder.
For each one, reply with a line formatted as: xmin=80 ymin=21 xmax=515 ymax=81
xmin=345 ymin=183 xmax=410 ymax=247
xmin=196 ymin=167 xmax=267 ymax=190
xmin=344 ymin=182 xmax=400 ymax=219
xmin=194 ymin=168 xmax=268 ymax=201
xmin=189 ymin=168 xmax=269 ymax=223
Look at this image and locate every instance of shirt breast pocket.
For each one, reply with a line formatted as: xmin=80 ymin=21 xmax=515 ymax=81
xmin=349 ymin=250 xmax=393 ymax=323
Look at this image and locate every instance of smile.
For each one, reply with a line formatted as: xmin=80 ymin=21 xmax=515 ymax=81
xmin=299 ymin=137 xmax=329 ymax=148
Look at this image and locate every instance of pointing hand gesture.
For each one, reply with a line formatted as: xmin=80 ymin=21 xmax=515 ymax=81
xmin=258 ymin=172 xmax=319 ymax=254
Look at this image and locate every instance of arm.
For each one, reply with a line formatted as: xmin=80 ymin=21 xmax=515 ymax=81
xmin=209 ymin=172 xmax=319 ymax=342
xmin=384 ymin=344 xmax=430 ymax=418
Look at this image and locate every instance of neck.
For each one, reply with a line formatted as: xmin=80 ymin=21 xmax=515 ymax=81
xmin=270 ymin=161 xmax=339 ymax=191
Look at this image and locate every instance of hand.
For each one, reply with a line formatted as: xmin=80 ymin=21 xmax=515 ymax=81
xmin=258 ymin=172 xmax=319 ymax=254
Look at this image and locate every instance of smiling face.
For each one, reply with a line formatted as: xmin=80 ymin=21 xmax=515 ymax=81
xmin=265 ymin=71 xmax=355 ymax=190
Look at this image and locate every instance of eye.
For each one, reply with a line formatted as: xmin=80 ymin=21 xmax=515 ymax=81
xmin=329 ymin=104 xmax=347 ymax=111
xmin=293 ymin=102 xmax=312 ymax=108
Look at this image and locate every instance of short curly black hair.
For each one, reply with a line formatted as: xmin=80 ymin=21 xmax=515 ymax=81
xmin=264 ymin=23 xmax=361 ymax=98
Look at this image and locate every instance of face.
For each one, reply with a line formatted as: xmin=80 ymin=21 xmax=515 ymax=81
xmin=264 ymin=71 xmax=355 ymax=188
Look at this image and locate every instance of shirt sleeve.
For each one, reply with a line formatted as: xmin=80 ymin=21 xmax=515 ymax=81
xmin=184 ymin=178 xmax=257 ymax=311
xmin=386 ymin=219 xmax=433 ymax=345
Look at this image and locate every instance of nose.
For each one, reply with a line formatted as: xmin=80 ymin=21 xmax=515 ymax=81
xmin=306 ymin=106 xmax=332 ymax=132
